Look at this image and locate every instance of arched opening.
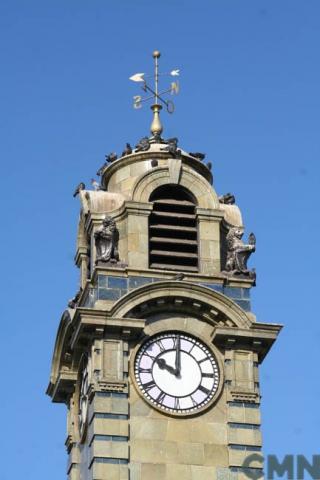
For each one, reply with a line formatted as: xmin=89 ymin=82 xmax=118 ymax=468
xmin=149 ymin=185 xmax=198 ymax=272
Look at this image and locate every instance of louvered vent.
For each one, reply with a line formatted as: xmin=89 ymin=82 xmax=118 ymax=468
xmin=149 ymin=185 xmax=198 ymax=272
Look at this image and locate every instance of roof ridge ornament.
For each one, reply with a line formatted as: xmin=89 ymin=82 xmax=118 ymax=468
xmin=129 ymin=51 xmax=180 ymax=141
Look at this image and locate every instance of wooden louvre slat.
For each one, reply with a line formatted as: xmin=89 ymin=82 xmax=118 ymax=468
xmin=149 ymin=185 xmax=198 ymax=272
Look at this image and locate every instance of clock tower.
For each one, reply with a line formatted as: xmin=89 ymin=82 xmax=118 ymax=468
xmin=47 ymin=52 xmax=281 ymax=480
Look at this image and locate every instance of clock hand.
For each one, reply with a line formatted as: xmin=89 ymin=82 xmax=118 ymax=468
xmin=175 ymin=335 xmax=181 ymax=376
xmin=155 ymin=357 xmax=176 ymax=375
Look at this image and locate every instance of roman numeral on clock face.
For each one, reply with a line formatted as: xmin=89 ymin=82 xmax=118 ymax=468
xmin=156 ymin=340 xmax=166 ymax=352
xmin=190 ymin=396 xmax=198 ymax=407
xmin=138 ymin=367 xmax=152 ymax=374
xmin=174 ymin=397 xmax=181 ymax=409
xmin=202 ymin=373 xmax=214 ymax=378
xmin=156 ymin=391 xmax=166 ymax=404
xmin=142 ymin=380 xmax=156 ymax=391
xmin=198 ymin=385 xmax=211 ymax=395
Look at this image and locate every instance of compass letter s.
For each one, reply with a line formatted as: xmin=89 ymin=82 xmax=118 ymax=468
xmin=133 ymin=95 xmax=142 ymax=109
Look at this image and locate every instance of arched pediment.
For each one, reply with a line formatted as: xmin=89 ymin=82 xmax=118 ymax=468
xmin=132 ymin=166 xmax=220 ymax=210
xmin=47 ymin=309 xmax=74 ymax=389
xmin=110 ymin=281 xmax=252 ymax=330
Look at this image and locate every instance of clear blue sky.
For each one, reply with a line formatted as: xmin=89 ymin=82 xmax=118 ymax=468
xmin=1 ymin=1 xmax=319 ymax=478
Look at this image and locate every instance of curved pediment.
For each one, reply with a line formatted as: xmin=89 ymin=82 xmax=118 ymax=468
xmin=110 ymin=281 xmax=252 ymax=330
xmin=46 ymin=309 xmax=75 ymax=400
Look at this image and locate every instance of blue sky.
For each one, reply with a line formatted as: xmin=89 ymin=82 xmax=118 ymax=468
xmin=0 ymin=1 xmax=319 ymax=478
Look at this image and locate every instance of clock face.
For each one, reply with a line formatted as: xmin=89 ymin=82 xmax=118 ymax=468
xmin=134 ymin=332 xmax=220 ymax=415
xmin=78 ymin=356 xmax=90 ymax=438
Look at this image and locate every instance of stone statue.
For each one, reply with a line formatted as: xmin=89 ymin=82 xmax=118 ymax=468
xmin=94 ymin=216 xmax=119 ymax=264
xmin=224 ymin=227 xmax=256 ymax=277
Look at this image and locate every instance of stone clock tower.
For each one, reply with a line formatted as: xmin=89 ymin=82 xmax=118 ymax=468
xmin=47 ymin=52 xmax=281 ymax=480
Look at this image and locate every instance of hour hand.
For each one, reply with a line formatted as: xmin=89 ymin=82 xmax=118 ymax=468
xmin=155 ymin=358 xmax=176 ymax=375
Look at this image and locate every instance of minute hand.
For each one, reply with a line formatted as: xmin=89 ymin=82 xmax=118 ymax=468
xmin=175 ymin=335 xmax=181 ymax=376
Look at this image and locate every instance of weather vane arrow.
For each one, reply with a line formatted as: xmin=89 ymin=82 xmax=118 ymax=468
xmin=129 ymin=51 xmax=180 ymax=139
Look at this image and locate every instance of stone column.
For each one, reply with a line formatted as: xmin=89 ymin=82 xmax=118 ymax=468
xmin=196 ymin=208 xmax=224 ymax=274
xmin=125 ymin=202 xmax=153 ymax=270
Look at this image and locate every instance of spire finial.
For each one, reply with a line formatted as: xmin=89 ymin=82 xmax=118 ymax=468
xmin=150 ymin=50 xmax=163 ymax=138
xmin=129 ymin=51 xmax=180 ymax=141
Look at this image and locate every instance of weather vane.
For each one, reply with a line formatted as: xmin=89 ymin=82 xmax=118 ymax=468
xmin=129 ymin=50 xmax=180 ymax=139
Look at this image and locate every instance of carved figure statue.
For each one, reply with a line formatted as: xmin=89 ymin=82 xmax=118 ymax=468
xmin=94 ymin=216 xmax=119 ymax=264
xmin=225 ymin=227 xmax=256 ymax=276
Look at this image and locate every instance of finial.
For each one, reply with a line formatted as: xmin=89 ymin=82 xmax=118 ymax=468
xmin=129 ymin=51 xmax=180 ymax=141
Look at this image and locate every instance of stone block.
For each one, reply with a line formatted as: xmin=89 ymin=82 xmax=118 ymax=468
xmin=235 ymin=300 xmax=251 ymax=312
xmin=90 ymin=440 xmax=129 ymax=460
xmin=201 ymin=283 xmax=223 ymax=293
xmin=98 ymin=288 xmax=121 ymax=301
xmin=68 ymin=465 xmax=80 ymax=480
xmin=223 ymin=287 xmax=243 ymax=299
xmin=177 ymin=442 xmax=204 ymax=465
xmin=203 ymin=444 xmax=229 ymax=466
xmin=166 ymin=420 xmax=192 ymax=442
xmin=128 ymin=251 xmax=148 ymax=269
xmin=200 ymin=239 xmax=220 ymax=259
xmin=166 ymin=464 xmax=192 ymax=480
xmin=91 ymin=462 xmax=128 ymax=480
xmin=129 ymin=462 xmax=141 ymax=480
xmin=128 ymin=276 xmax=152 ymax=289
xmin=228 ymin=427 xmax=262 ymax=446
xmin=89 ymin=418 xmax=129 ymax=438
xmin=229 ymin=449 xmax=263 ymax=468
xmin=130 ymin=439 xmax=168 ymax=463
xmin=89 ymin=394 xmax=128 ymax=417
xmin=130 ymin=417 xmax=168 ymax=441
xmin=191 ymin=422 xmax=227 ymax=445
xmin=198 ymin=218 xmax=220 ymax=240
xmin=191 ymin=465 xmax=218 ymax=479
xmin=130 ymin=397 xmax=151 ymax=417
xmin=130 ymin=160 xmax=149 ymax=177
xmin=120 ymin=177 xmax=136 ymax=193
xmin=141 ymin=463 xmax=166 ymax=479
xmin=115 ymin=166 xmax=131 ymax=183
xmin=108 ymin=277 xmax=128 ymax=289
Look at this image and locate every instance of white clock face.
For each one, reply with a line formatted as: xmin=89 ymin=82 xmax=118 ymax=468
xmin=78 ymin=356 xmax=90 ymax=437
xmin=134 ymin=332 xmax=220 ymax=415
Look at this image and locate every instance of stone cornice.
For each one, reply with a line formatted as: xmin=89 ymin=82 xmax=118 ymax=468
xmin=101 ymin=150 xmax=213 ymax=189
xmin=212 ymin=323 xmax=282 ymax=362
xmin=70 ymin=309 xmax=146 ymax=350
xmin=88 ymin=266 xmax=255 ymax=289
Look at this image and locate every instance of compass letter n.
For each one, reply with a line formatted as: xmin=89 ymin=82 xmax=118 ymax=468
xmin=170 ymin=81 xmax=179 ymax=95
